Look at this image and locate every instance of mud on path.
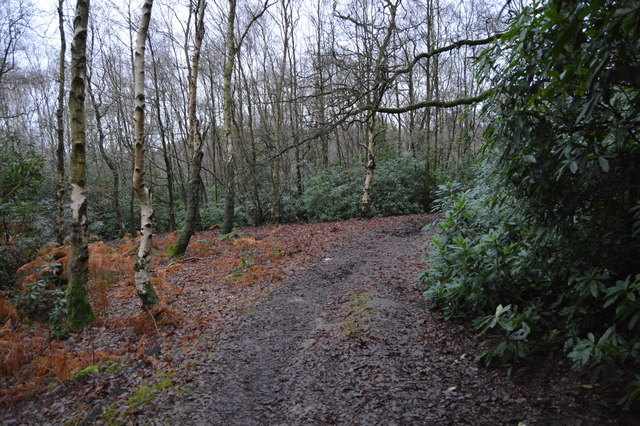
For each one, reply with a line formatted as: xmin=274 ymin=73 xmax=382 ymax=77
xmin=154 ymin=215 xmax=619 ymax=425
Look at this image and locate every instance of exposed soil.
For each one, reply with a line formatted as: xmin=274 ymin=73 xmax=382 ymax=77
xmin=153 ymin=215 xmax=622 ymax=425
xmin=1 ymin=215 xmax=630 ymax=424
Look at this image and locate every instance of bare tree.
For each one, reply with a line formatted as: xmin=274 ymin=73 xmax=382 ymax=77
xmin=149 ymin=36 xmax=176 ymax=232
xmin=222 ymin=0 xmax=238 ymax=234
xmin=1 ymin=0 xmax=504 ymax=251
xmin=173 ymin=0 xmax=206 ymax=257
xmin=222 ymin=0 xmax=272 ymax=234
xmin=335 ymin=0 xmax=400 ymax=217
xmin=67 ymin=0 xmax=97 ymax=329
xmin=269 ymin=0 xmax=292 ymax=223
xmin=86 ymin=32 xmax=126 ymax=237
xmin=0 ymin=0 xmax=31 ymax=90
xmin=55 ymin=0 xmax=66 ymax=246
xmin=312 ymin=0 xmax=329 ymax=168
xmin=132 ymin=0 xmax=159 ymax=307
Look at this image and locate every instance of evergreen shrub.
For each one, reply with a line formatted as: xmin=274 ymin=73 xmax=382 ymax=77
xmin=423 ymin=0 xmax=640 ymax=408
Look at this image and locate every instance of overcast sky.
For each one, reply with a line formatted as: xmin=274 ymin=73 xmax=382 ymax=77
xmin=26 ymin=0 xmax=320 ymax=72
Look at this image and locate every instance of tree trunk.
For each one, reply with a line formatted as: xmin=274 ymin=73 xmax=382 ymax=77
xmin=269 ymin=0 xmax=291 ymax=224
xmin=406 ymin=49 xmax=416 ymax=156
xmin=360 ymin=115 xmax=376 ymax=217
xmin=423 ymin=106 xmax=432 ymax=209
xmin=432 ymin=1 xmax=441 ymax=172
xmin=315 ymin=0 xmax=329 ymax=169
xmin=169 ymin=127 xmax=188 ymax=206
xmin=55 ymin=0 xmax=66 ymax=246
xmin=129 ymin=188 xmax=136 ymax=235
xmin=149 ymin=39 xmax=176 ymax=232
xmin=221 ymin=0 xmax=270 ymax=232
xmin=270 ymin=155 xmax=281 ymax=221
xmin=131 ymin=0 xmax=159 ymax=308
xmin=67 ymin=0 xmax=96 ymax=329
xmin=205 ymin=65 xmax=220 ymax=208
xmin=423 ymin=0 xmax=434 ymax=208
xmin=238 ymin=63 xmax=264 ymax=226
xmin=358 ymin=0 xmax=398 ymax=217
xmin=222 ymin=0 xmax=237 ymax=234
xmin=174 ymin=0 xmax=206 ymax=256
xmin=87 ymin=80 xmax=125 ymax=236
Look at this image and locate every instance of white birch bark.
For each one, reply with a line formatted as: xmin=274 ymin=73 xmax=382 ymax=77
xmin=132 ymin=0 xmax=159 ymax=308
xmin=67 ymin=0 xmax=96 ymax=328
xmin=359 ymin=0 xmax=398 ymax=217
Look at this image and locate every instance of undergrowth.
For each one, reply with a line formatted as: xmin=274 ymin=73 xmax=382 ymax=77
xmin=423 ymin=0 xmax=640 ymax=409
xmin=0 ymin=217 xmax=343 ymax=408
xmin=423 ymin=169 xmax=640 ymax=409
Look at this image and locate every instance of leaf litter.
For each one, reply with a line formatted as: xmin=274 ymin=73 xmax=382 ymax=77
xmin=0 ymin=215 xmax=629 ymax=424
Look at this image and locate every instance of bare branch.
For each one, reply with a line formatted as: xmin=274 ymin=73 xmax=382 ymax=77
xmin=372 ymin=91 xmax=490 ymax=114
xmin=236 ymin=0 xmax=274 ymax=53
xmin=393 ymin=34 xmax=502 ymax=76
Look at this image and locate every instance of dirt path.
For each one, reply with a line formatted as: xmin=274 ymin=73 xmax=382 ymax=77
xmin=154 ymin=215 xmax=618 ymax=425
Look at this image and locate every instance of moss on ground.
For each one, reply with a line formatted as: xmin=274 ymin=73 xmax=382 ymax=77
xmin=102 ymin=373 xmax=176 ymax=424
xmin=341 ymin=291 xmax=375 ymax=338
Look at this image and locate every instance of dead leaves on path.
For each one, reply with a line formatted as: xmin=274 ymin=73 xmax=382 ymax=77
xmin=0 ymin=215 xmax=428 ymax=410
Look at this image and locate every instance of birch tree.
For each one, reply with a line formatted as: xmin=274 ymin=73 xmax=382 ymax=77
xmin=132 ymin=0 xmax=159 ymax=307
xmin=344 ymin=0 xmax=399 ymax=217
xmin=67 ymin=0 xmax=97 ymax=328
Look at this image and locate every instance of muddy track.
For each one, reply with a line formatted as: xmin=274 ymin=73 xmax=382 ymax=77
xmin=157 ymin=215 xmax=618 ymax=425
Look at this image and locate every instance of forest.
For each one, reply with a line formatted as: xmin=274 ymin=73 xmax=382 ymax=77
xmin=1 ymin=0 xmax=639 ymax=422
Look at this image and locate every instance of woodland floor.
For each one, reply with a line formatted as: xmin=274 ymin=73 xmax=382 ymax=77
xmin=0 ymin=215 xmax=632 ymax=425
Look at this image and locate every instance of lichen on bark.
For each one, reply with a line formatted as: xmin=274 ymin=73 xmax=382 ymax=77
xmin=66 ymin=0 xmax=96 ymax=328
xmin=173 ymin=0 xmax=207 ymax=256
